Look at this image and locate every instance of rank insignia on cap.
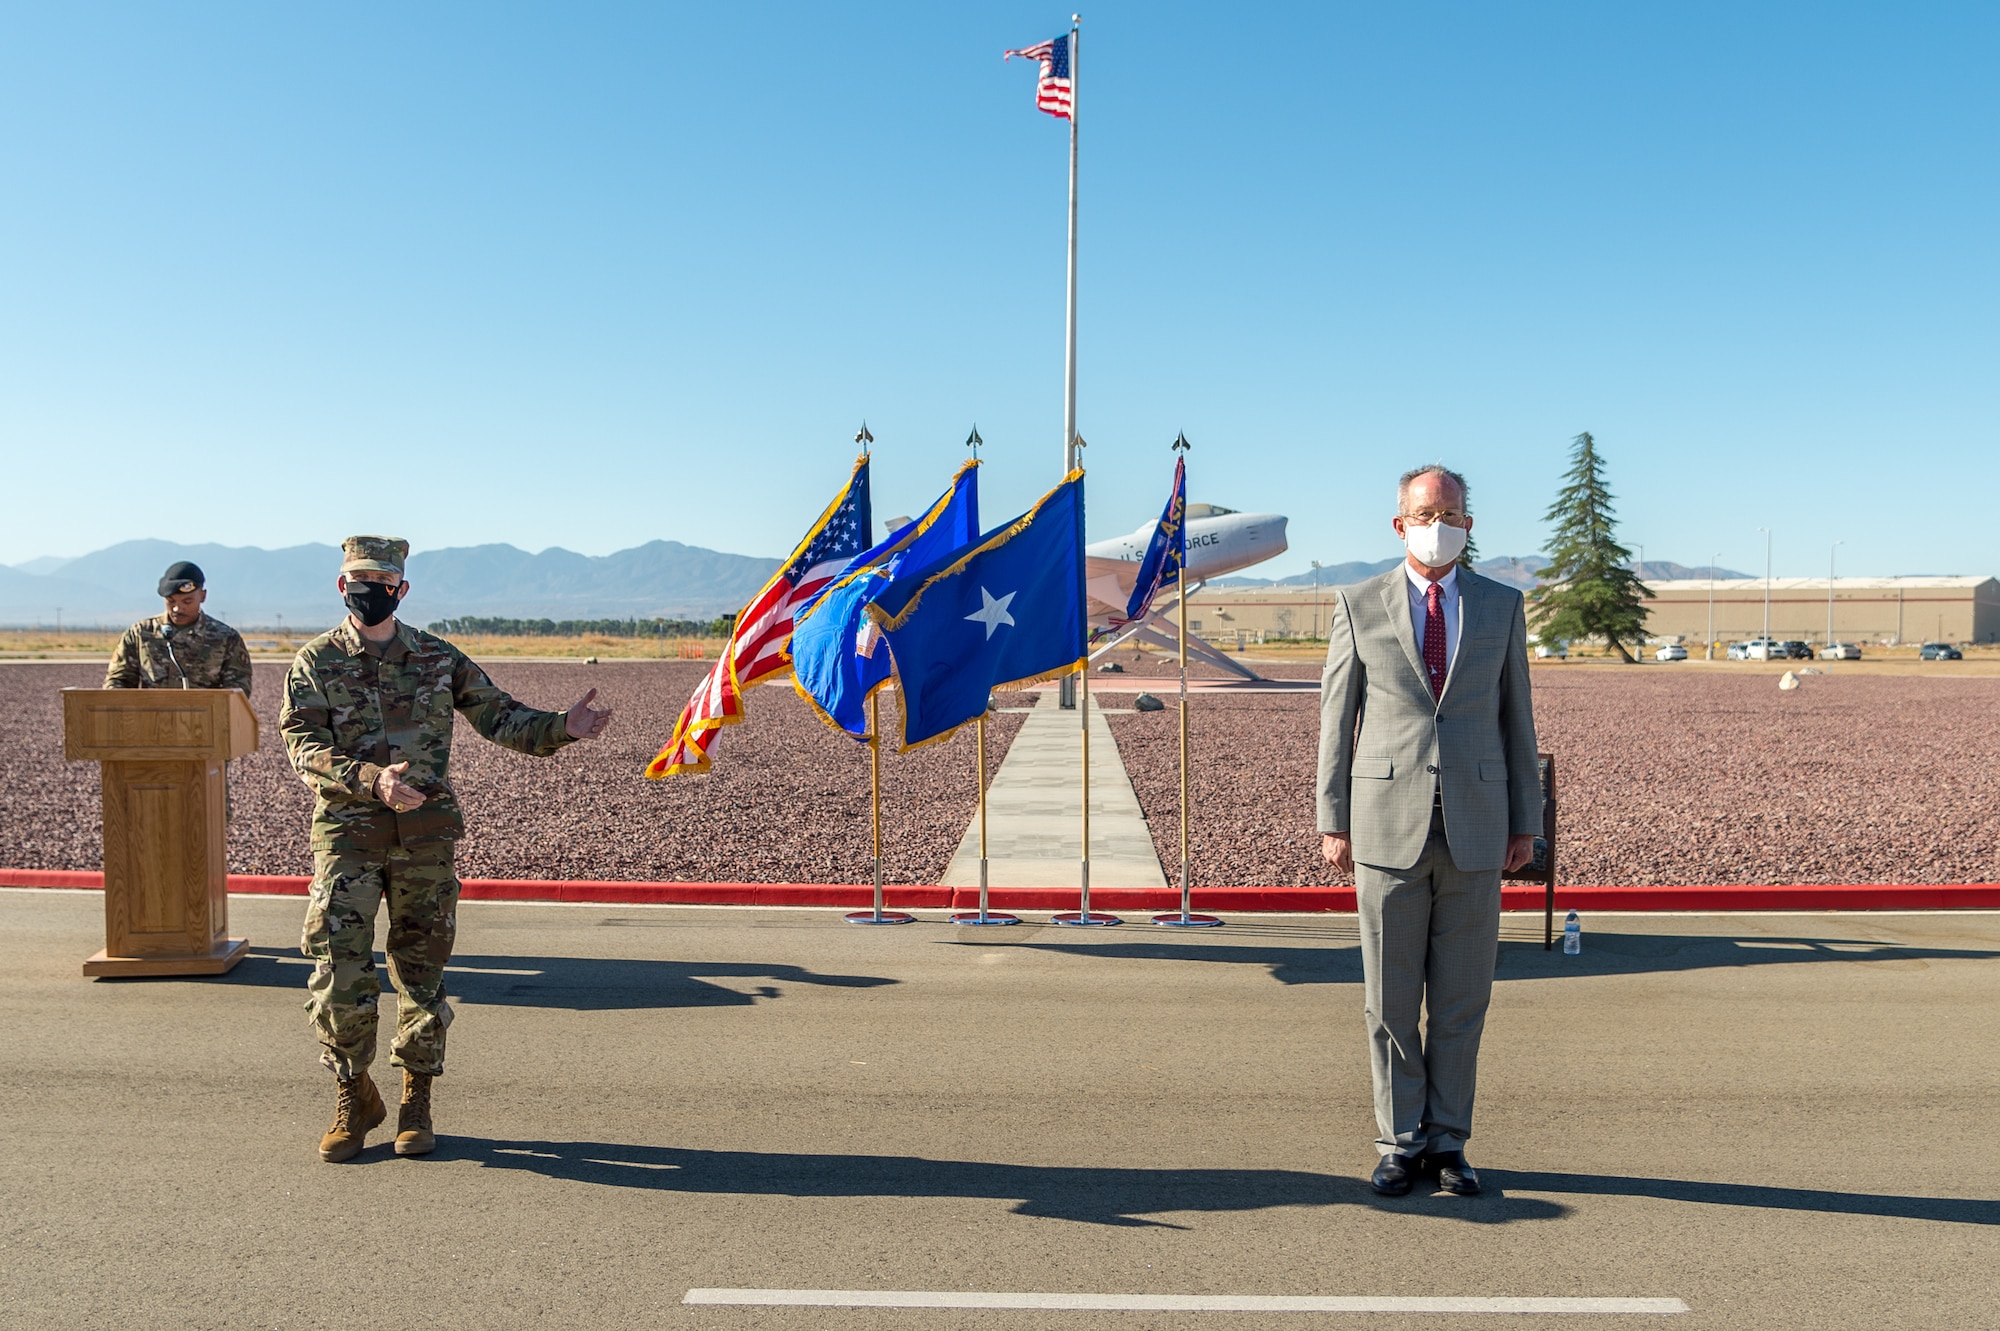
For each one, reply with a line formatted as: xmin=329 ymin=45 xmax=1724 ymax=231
xmin=340 ymin=535 xmax=410 ymax=576
xmin=156 ymin=561 xmax=206 ymax=598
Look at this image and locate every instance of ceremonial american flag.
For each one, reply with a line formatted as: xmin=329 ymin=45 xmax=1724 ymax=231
xmin=645 ymin=457 xmax=873 ymax=777
xmin=1003 ymin=34 xmax=1072 ymax=119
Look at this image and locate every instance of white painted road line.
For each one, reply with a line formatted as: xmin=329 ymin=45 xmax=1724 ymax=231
xmin=682 ymin=1290 xmax=1690 ymax=1314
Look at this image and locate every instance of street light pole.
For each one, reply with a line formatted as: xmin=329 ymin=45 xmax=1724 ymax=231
xmin=1759 ymin=527 xmax=1772 ymax=643
xmin=1827 ymin=539 xmax=1843 ymax=649
xmin=1708 ymin=552 xmax=1720 ymax=659
xmin=1311 ymin=561 xmax=1322 ymax=639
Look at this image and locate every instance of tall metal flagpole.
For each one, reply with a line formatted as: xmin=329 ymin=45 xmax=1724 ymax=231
xmin=1157 ymin=434 xmax=1221 ymax=927
xmin=1063 ymin=13 xmax=1080 ymax=474
xmin=1058 ymin=13 xmax=1083 ymax=712
xmin=1046 ymin=36 xmax=1113 ymax=927
xmin=846 ymin=654 xmax=913 ymax=925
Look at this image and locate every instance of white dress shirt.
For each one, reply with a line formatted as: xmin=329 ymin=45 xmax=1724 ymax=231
xmin=1403 ymin=561 xmax=1461 ymax=676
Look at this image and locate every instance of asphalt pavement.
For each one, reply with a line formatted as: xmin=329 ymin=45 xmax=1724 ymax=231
xmin=2 ymin=891 xmax=1996 ymax=1329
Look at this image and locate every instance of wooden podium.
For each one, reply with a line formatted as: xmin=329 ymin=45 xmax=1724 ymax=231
xmin=63 ymin=689 xmax=259 ymax=977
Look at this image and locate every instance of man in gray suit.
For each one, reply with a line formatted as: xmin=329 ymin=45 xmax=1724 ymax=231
xmin=1317 ymin=465 xmax=1541 ymax=1197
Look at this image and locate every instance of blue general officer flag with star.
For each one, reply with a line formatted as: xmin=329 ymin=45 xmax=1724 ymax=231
xmin=789 ymin=461 xmax=981 ymax=739
xmin=868 ymin=471 xmax=1086 ymax=750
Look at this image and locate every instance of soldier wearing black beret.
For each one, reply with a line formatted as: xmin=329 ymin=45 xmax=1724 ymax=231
xmin=104 ymin=560 xmax=252 ymax=693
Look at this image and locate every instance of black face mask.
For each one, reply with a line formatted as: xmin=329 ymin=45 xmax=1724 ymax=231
xmin=343 ymin=581 xmax=401 ymax=627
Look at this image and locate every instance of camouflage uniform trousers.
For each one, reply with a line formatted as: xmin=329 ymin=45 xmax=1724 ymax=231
xmin=302 ymin=842 xmax=460 ymax=1080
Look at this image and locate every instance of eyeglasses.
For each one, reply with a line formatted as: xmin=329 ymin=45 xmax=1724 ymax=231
xmin=1402 ymin=509 xmax=1470 ymax=528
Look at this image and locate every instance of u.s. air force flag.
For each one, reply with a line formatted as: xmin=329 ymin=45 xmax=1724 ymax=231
xmin=1119 ymin=454 xmax=1186 ymax=629
xmin=789 ymin=461 xmax=981 ymax=738
xmin=867 ymin=471 xmax=1086 ymax=750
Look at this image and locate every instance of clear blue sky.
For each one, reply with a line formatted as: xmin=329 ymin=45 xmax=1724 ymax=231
xmin=3 ymin=2 xmax=1994 ymax=580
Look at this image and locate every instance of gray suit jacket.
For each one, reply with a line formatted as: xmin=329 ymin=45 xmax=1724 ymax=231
xmin=1316 ymin=566 xmax=1541 ymax=873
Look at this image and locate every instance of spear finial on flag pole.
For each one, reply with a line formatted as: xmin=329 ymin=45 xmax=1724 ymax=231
xmin=855 ymin=421 xmax=874 ymax=455
xmin=966 ymin=424 xmax=982 ymax=459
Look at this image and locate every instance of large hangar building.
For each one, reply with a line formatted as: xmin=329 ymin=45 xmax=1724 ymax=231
xmin=1637 ymin=576 xmax=2000 ymax=646
xmin=1181 ymin=575 xmax=2000 ymax=646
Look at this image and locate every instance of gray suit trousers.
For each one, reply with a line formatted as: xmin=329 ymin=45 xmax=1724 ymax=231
xmin=1357 ymin=809 xmax=1501 ymax=1157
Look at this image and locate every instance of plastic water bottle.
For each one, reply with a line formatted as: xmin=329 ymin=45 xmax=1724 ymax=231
xmin=1563 ymin=910 xmax=1581 ymax=954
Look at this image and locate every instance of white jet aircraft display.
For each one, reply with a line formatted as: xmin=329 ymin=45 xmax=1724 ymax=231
xmin=1084 ymin=502 xmax=1289 ymax=680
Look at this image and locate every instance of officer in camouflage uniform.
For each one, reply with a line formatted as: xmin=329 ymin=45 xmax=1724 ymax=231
xmin=280 ymin=536 xmax=613 ymax=1163
xmin=105 ymin=560 xmax=253 ymax=693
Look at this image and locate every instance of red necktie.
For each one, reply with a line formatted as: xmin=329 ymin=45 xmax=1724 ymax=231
xmin=1423 ymin=581 xmax=1448 ymax=700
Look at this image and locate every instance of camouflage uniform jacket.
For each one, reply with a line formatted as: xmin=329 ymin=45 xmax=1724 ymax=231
xmin=279 ymin=619 xmax=576 ymax=852
xmin=105 ymin=612 xmax=253 ymax=693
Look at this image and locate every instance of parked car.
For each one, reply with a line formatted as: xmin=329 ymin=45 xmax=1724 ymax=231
xmin=1920 ymin=642 xmax=1963 ymax=660
xmin=1534 ymin=641 xmax=1567 ymax=659
xmin=1779 ymin=640 xmax=1814 ymax=660
xmin=1654 ymin=644 xmax=1688 ymax=662
xmin=1820 ymin=642 xmax=1864 ymax=660
xmin=1733 ymin=638 xmax=1782 ymax=660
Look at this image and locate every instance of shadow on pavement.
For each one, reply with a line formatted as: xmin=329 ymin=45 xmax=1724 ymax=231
xmin=1001 ymin=935 xmax=2000 ymax=986
xmin=997 ymin=943 xmax=1364 ymax=985
xmin=1500 ymin=1170 xmax=1999 ymax=1227
xmin=440 ymin=1141 xmax=1566 ymax=1227
xmin=211 ymin=947 xmax=897 ymax=1011
xmin=1495 ymin=933 xmax=2000 ymax=980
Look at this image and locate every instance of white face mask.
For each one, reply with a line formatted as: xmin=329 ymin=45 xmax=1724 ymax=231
xmin=1403 ymin=517 xmax=1468 ymax=568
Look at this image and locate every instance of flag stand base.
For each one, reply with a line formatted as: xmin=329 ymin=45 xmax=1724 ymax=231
xmin=1152 ymin=912 xmax=1223 ymax=928
xmin=953 ymin=857 xmax=1017 ymax=924
xmin=845 ymin=910 xmax=915 ymax=925
xmin=848 ymin=849 xmax=912 ymax=923
xmin=1051 ymin=912 xmax=1121 ymax=927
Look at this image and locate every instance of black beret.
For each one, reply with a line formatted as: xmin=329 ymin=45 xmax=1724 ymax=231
xmin=157 ymin=561 xmax=205 ymax=597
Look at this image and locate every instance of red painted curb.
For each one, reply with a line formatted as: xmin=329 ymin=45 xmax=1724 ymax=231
xmin=6 ymin=868 xmax=1999 ymax=912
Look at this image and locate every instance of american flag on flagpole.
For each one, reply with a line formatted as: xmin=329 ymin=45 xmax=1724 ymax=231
xmin=645 ymin=456 xmax=873 ymax=777
xmin=1003 ymin=34 xmax=1072 ymax=119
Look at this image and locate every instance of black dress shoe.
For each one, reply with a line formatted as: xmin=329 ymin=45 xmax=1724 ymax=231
xmin=1371 ymin=1153 xmax=1419 ymax=1196
xmin=1422 ymin=1150 xmax=1481 ymax=1195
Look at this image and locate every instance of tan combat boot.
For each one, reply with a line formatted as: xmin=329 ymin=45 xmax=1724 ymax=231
xmin=318 ymin=1072 xmax=386 ymax=1163
xmin=395 ymin=1070 xmax=436 ymax=1156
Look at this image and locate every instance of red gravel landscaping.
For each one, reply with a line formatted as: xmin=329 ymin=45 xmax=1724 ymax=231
xmin=1104 ymin=667 xmax=2000 ymax=887
xmin=1 ymin=661 xmax=1029 ymax=885
xmin=10 ymin=661 xmax=1998 ymax=888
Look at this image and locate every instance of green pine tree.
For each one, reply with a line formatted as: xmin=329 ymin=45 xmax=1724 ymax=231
xmin=1528 ymin=432 xmax=1651 ymax=662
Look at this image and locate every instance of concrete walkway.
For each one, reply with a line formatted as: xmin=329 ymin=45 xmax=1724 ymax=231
xmin=941 ymin=691 xmax=1167 ymax=889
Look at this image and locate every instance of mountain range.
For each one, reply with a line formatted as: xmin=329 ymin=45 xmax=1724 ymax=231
xmin=1 ymin=541 xmax=1753 ymax=629
xmin=0 ymin=540 xmax=783 ymax=628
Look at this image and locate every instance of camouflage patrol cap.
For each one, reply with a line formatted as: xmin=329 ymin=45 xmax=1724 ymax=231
xmin=340 ymin=535 xmax=409 ymax=577
xmin=157 ymin=561 xmax=205 ymax=597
